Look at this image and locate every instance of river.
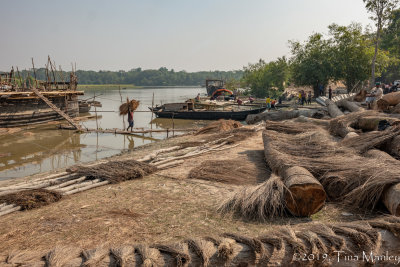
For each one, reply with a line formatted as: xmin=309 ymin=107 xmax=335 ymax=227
xmin=0 ymin=86 xmax=206 ymax=180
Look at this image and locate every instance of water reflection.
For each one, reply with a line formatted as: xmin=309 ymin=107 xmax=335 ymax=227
xmin=0 ymin=87 xmax=206 ymax=180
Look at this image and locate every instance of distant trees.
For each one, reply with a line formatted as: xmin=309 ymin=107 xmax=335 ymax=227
xmin=14 ymin=68 xmax=243 ymax=87
xmin=242 ymin=57 xmax=289 ymax=98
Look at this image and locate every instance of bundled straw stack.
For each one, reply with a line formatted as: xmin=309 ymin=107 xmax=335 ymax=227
xmin=119 ymin=98 xmax=140 ymax=115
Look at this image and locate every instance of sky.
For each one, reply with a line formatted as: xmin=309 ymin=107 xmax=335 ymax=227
xmin=1 ymin=0 xmax=372 ymax=72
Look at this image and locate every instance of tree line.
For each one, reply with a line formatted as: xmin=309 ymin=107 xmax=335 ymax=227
xmin=13 ymin=67 xmax=243 ymax=87
xmin=243 ymin=1 xmax=400 ymax=97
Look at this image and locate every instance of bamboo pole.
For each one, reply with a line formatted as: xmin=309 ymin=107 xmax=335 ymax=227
xmin=45 ymin=176 xmax=87 ymax=190
xmin=118 ymin=85 xmax=126 ymax=130
xmin=94 ymin=93 xmax=99 ymax=130
xmin=31 ymin=58 xmax=38 ymax=88
xmin=0 ymin=206 xmax=21 ymax=217
xmin=63 ymin=180 xmax=110 ymax=195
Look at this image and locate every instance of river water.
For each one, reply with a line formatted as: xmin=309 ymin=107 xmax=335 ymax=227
xmin=0 ymin=86 xmax=206 ymax=180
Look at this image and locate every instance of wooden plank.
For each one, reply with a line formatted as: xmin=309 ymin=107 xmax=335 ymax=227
xmin=30 ymin=87 xmax=81 ymax=130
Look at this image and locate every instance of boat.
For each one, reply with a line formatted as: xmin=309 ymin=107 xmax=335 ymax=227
xmin=0 ymin=58 xmax=84 ymax=128
xmin=149 ymin=102 xmax=267 ymax=121
xmin=78 ymin=100 xmax=91 ymax=113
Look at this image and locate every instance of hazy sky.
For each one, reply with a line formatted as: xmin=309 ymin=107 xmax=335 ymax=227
xmin=1 ymin=0 xmax=372 ymax=72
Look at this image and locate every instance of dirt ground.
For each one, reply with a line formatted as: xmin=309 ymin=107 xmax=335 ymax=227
xmin=0 ymin=129 xmax=381 ymax=255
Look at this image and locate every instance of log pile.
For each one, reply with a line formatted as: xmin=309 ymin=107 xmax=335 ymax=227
xmin=2 ymin=218 xmax=400 ymax=266
xmin=259 ymin=120 xmax=400 ymax=217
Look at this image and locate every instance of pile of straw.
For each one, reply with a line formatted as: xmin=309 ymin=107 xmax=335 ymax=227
xmin=195 ymin=120 xmax=242 ymax=135
xmin=263 ymin=122 xmax=400 ymax=210
xmin=119 ymin=98 xmax=140 ymax=115
xmin=0 ymin=189 xmax=62 ymax=210
xmin=218 ymin=175 xmax=287 ymax=220
xmin=188 ymin=159 xmax=267 ymax=185
xmin=68 ymin=160 xmax=157 ymax=184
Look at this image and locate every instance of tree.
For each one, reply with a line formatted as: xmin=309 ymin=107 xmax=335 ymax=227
xmin=363 ymin=0 xmax=399 ymax=86
xmin=381 ymin=9 xmax=400 ymax=82
xmin=242 ymin=57 xmax=288 ymax=98
xmin=328 ymin=23 xmax=371 ymax=91
xmin=289 ymin=33 xmax=335 ymax=96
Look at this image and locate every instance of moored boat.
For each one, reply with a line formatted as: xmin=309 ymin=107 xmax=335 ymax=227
xmin=149 ymin=102 xmax=267 ymax=121
xmin=0 ymin=58 xmax=84 ymax=127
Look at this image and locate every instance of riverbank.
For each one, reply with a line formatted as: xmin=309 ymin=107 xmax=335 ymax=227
xmin=0 ymin=120 xmax=381 ymax=256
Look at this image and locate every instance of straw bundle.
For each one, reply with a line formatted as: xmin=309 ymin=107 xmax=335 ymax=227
xmin=188 ymin=159 xmax=267 ymax=185
xmin=68 ymin=160 xmax=157 ymax=184
xmin=195 ymin=120 xmax=242 ymax=135
xmin=218 ymin=175 xmax=287 ymax=221
xmin=0 ymin=189 xmax=62 ymax=210
xmin=119 ymin=98 xmax=140 ymax=115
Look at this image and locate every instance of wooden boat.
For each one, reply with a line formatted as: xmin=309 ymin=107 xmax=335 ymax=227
xmin=0 ymin=59 xmax=83 ymax=128
xmin=149 ymin=102 xmax=267 ymax=121
xmin=78 ymin=100 xmax=91 ymax=113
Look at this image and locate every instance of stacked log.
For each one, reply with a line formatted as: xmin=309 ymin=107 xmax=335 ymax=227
xmin=263 ymin=131 xmax=326 ymax=217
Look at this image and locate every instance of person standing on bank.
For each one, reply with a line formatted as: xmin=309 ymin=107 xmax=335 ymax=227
xmin=127 ymin=106 xmax=134 ymax=132
xmin=328 ymin=86 xmax=333 ymax=100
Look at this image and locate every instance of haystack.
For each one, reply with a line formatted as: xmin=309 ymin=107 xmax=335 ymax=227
xmin=195 ymin=120 xmax=242 ymax=135
xmin=119 ymin=98 xmax=140 ymax=115
xmin=68 ymin=160 xmax=157 ymax=184
xmin=0 ymin=189 xmax=62 ymax=210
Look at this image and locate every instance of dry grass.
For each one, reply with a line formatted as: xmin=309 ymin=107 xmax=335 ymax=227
xmin=195 ymin=120 xmax=242 ymax=135
xmin=119 ymin=98 xmax=140 ymax=115
xmin=218 ymin=175 xmax=287 ymax=221
xmin=188 ymin=159 xmax=268 ymax=185
xmin=68 ymin=160 xmax=157 ymax=184
xmin=263 ymin=122 xmax=400 ymax=210
xmin=0 ymin=189 xmax=62 ymax=210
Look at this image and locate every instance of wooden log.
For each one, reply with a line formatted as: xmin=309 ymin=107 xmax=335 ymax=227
xmin=137 ymin=146 xmax=182 ymax=162
xmin=337 ymin=99 xmax=362 ymax=112
xmin=0 ymin=175 xmax=71 ymax=193
xmin=363 ymin=149 xmax=399 ymax=216
xmin=355 ymin=116 xmax=399 ymax=132
xmin=325 ymin=99 xmax=344 ymax=118
xmin=63 ymin=180 xmax=110 ymax=195
xmin=45 ymin=176 xmax=87 ymax=190
xmin=0 ymin=204 xmax=16 ymax=212
xmin=382 ymin=135 xmax=400 ymax=158
xmin=57 ymin=179 xmax=101 ymax=192
xmin=156 ymin=160 xmax=185 ymax=170
xmin=262 ymin=132 xmax=326 ymax=216
xmin=283 ymin=166 xmax=326 ymax=217
xmin=0 ymin=205 xmax=21 ymax=217
xmin=246 ymin=109 xmax=321 ymax=124
xmin=383 ymin=183 xmax=400 ymax=216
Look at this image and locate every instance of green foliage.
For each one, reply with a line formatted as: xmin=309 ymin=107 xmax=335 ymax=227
xmin=381 ymin=9 xmax=400 ymax=82
xmin=242 ymin=57 xmax=288 ymax=98
xmin=289 ymin=33 xmax=334 ymax=95
xmin=363 ymin=0 xmax=399 ymax=84
xmin=329 ymin=23 xmax=371 ymax=90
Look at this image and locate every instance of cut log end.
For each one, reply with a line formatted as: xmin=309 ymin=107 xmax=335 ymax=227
xmin=383 ymin=183 xmax=400 ymax=216
xmin=283 ymin=166 xmax=326 ymax=217
xmin=285 ymin=184 xmax=326 ymax=217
